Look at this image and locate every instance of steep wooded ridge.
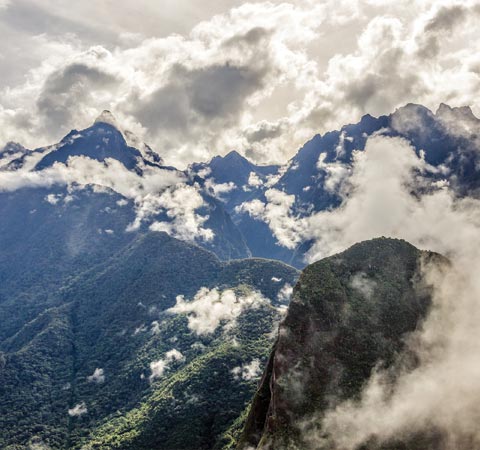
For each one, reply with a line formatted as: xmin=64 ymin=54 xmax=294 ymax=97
xmin=238 ymin=238 xmax=447 ymax=450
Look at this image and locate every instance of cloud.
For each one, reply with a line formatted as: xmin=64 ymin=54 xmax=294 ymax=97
xmin=204 ymin=177 xmax=237 ymax=201
xmin=277 ymin=283 xmax=294 ymax=304
xmin=87 ymin=368 xmax=105 ymax=384
xmin=68 ymin=402 xmax=87 ymax=417
xmin=236 ymin=188 xmax=307 ymax=249
xmin=231 ymin=358 xmax=263 ymax=381
xmin=303 ymin=134 xmax=478 ymax=262
xmin=44 ymin=193 xmax=60 ymax=205
xmin=350 ymin=272 xmax=376 ymax=299
xmin=260 ymin=133 xmax=480 ymax=448
xmin=0 ymin=153 xmax=216 ymax=241
xmin=147 ymin=183 xmax=214 ymax=242
xmin=149 ymin=349 xmax=185 ymax=381
xmin=316 ymin=151 xmax=352 ymax=194
xmin=37 ymin=59 xmax=119 ymax=135
xmin=3 ymin=1 xmax=480 ymax=167
xmin=166 ymin=287 xmax=268 ymax=336
xmin=0 ymin=1 xmax=354 ymax=166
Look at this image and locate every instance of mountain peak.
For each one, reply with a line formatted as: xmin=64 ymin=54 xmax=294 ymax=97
xmin=222 ymin=150 xmax=247 ymax=162
xmin=94 ymin=110 xmax=119 ymax=128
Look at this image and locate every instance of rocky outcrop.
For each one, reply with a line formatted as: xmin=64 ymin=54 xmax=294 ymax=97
xmin=238 ymin=238 xmax=447 ymax=450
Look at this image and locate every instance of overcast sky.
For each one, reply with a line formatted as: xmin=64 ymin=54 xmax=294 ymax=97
xmin=1 ymin=0 xmax=479 ymax=167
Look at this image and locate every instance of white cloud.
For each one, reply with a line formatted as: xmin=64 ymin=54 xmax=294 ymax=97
xmin=167 ymin=287 xmax=268 ymax=335
xmin=236 ymin=188 xmax=306 ymax=249
xmin=316 ymin=152 xmax=352 ymax=194
xmin=248 ymin=171 xmax=263 ymax=188
xmin=350 ymin=272 xmax=376 ymax=299
xmin=0 ymin=154 xmax=215 ymax=241
xmin=204 ymin=177 xmax=237 ymax=201
xmin=87 ymin=368 xmax=105 ymax=384
xmin=6 ymin=1 xmax=480 ymax=167
xmin=147 ymin=183 xmax=214 ymax=242
xmin=44 ymin=193 xmax=60 ymax=205
xmin=231 ymin=358 xmax=263 ymax=381
xmin=150 ymin=321 xmax=161 ymax=335
xmin=68 ymin=402 xmax=87 ymax=417
xmin=263 ymin=133 xmax=480 ymax=448
xmin=277 ymin=283 xmax=294 ymax=303
xmin=149 ymin=349 xmax=185 ymax=381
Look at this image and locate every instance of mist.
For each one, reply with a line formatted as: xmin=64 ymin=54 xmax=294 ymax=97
xmin=297 ymin=134 xmax=480 ymax=449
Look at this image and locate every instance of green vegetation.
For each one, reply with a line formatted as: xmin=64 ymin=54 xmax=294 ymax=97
xmin=239 ymin=238 xmax=447 ymax=450
xmin=0 ymin=231 xmax=299 ymax=449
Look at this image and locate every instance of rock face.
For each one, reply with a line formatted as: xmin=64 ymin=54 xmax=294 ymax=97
xmin=238 ymin=238 xmax=447 ymax=450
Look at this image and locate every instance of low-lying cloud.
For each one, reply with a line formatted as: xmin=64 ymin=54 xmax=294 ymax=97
xmin=267 ymin=134 xmax=480 ymax=448
xmin=87 ymin=368 xmax=105 ymax=384
xmin=149 ymin=349 xmax=185 ymax=382
xmin=167 ymin=287 xmax=269 ymax=335
xmin=0 ymin=155 xmax=215 ymax=242
xmin=68 ymin=402 xmax=88 ymax=417
xmin=231 ymin=358 xmax=262 ymax=381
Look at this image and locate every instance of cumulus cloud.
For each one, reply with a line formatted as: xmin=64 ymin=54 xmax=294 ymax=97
xmin=141 ymin=183 xmax=214 ymax=242
xmin=87 ymin=368 xmax=105 ymax=384
xmin=8 ymin=0 xmax=480 ymax=167
xmin=166 ymin=287 xmax=269 ymax=335
xmin=68 ymin=402 xmax=87 ymax=417
xmin=204 ymin=177 xmax=237 ymax=201
xmin=316 ymin=152 xmax=352 ymax=194
xmin=304 ymin=134 xmax=462 ymax=261
xmin=149 ymin=349 xmax=185 ymax=381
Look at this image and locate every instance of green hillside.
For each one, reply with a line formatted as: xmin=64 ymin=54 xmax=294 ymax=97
xmin=0 ymin=232 xmax=299 ymax=449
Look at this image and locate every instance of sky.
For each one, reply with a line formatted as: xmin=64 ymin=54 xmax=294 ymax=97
xmin=1 ymin=0 xmax=480 ymax=167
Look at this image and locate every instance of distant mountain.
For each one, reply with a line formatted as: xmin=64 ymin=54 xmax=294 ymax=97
xmin=2 ymin=104 xmax=479 ymax=269
xmin=227 ymin=103 xmax=480 ymax=266
xmin=6 ymin=111 xmax=165 ymax=173
xmin=0 ymin=231 xmax=299 ymax=449
xmin=238 ymin=238 xmax=448 ymax=450
xmin=190 ymin=150 xmax=279 ymax=211
xmin=0 ymin=112 xmax=252 ymax=264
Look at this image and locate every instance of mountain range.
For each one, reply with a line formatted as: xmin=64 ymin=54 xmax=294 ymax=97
xmin=0 ymin=103 xmax=478 ymax=449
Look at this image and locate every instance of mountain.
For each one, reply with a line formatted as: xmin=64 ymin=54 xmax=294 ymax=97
xmin=228 ymin=103 xmax=480 ymax=267
xmin=190 ymin=150 xmax=279 ymax=211
xmin=2 ymin=103 xmax=479 ymax=270
xmin=0 ymin=104 xmax=476 ymax=448
xmin=6 ymin=111 xmax=164 ymax=173
xmin=0 ymin=231 xmax=299 ymax=449
xmin=238 ymin=238 xmax=448 ymax=450
xmin=0 ymin=112 xmax=252 ymax=264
